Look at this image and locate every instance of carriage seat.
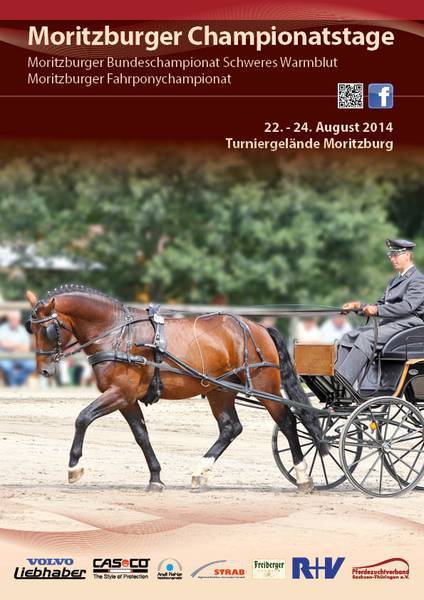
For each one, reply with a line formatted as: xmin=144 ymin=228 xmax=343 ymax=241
xmin=380 ymin=325 xmax=424 ymax=360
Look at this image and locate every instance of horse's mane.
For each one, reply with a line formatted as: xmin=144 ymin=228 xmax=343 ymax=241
xmin=44 ymin=284 xmax=123 ymax=306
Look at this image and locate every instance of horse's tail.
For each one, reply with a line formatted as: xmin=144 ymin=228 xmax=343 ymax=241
xmin=267 ymin=327 xmax=329 ymax=456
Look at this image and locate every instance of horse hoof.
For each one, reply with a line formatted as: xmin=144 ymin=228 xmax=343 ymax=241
xmin=191 ymin=475 xmax=207 ymax=492
xmin=146 ymin=482 xmax=165 ymax=493
xmin=68 ymin=466 xmax=84 ymax=484
xmin=296 ymin=478 xmax=314 ymax=495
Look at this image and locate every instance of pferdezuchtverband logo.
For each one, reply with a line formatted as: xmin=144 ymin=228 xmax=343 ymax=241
xmin=157 ymin=558 xmax=183 ymax=580
xmin=14 ymin=558 xmax=86 ymax=580
xmin=191 ymin=560 xmax=245 ymax=579
xmin=352 ymin=558 xmax=409 ymax=580
xmin=252 ymin=559 xmax=286 ymax=579
xmin=92 ymin=558 xmax=149 ymax=579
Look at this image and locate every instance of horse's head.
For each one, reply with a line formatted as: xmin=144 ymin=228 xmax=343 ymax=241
xmin=25 ymin=290 xmax=74 ymax=377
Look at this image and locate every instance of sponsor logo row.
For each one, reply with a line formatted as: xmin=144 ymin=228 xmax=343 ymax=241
xmin=13 ymin=556 xmax=409 ymax=581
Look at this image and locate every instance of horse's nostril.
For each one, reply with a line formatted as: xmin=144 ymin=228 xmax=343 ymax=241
xmin=41 ymin=369 xmax=51 ymax=377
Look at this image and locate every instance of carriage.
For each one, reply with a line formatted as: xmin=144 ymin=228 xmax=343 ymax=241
xmin=25 ymin=286 xmax=424 ymax=499
xmin=268 ymin=323 xmax=424 ymax=497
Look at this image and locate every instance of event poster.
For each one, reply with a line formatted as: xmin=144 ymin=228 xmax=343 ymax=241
xmin=0 ymin=0 xmax=423 ymax=598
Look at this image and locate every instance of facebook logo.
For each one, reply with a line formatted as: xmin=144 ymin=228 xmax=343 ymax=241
xmin=368 ymin=83 xmax=394 ymax=108
xmin=292 ymin=557 xmax=345 ymax=579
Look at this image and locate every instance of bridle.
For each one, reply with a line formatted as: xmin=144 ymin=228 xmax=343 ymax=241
xmin=27 ymin=309 xmax=74 ymax=362
xmin=27 ymin=303 xmax=152 ymax=364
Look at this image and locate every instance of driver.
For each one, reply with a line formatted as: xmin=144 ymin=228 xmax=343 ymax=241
xmin=336 ymin=238 xmax=424 ymax=386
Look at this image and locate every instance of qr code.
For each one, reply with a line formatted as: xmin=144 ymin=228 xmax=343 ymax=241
xmin=337 ymin=83 xmax=363 ymax=109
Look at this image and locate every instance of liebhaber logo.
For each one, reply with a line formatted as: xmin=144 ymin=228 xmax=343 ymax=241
xmin=252 ymin=559 xmax=286 ymax=579
xmin=292 ymin=557 xmax=345 ymax=579
xmin=14 ymin=558 xmax=86 ymax=580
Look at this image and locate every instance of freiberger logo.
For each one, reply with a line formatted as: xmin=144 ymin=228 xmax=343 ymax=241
xmin=252 ymin=559 xmax=286 ymax=579
xmin=14 ymin=558 xmax=86 ymax=580
xmin=352 ymin=558 xmax=409 ymax=580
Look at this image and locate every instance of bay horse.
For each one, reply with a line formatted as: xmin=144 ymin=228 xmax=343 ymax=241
xmin=25 ymin=285 xmax=327 ymax=493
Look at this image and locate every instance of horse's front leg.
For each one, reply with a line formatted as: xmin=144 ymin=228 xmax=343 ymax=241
xmin=120 ymin=403 xmax=164 ymax=492
xmin=68 ymin=386 xmax=124 ymax=483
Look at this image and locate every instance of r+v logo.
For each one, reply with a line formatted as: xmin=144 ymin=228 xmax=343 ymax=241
xmin=292 ymin=557 xmax=345 ymax=579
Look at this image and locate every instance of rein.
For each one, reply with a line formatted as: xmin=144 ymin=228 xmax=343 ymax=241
xmin=30 ymin=304 xmax=345 ymax=363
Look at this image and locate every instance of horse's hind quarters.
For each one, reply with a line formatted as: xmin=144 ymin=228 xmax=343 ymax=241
xmin=68 ymin=464 xmax=85 ymax=484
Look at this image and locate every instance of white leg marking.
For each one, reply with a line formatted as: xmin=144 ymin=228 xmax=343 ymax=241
xmin=68 ymin=461 xmax=84 ymax=472
xmin=192 ymin=456 xmax=215 ymax=479
xmin=68 ymin=461 xmax=85 ymax=484
xmin=294 ymin=460 xmax=310 ymax=484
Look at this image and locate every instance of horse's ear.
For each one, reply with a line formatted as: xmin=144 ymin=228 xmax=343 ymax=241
xmin=45 ymin=297 xmax=55 ymax=314
xmin=26 ymin=290 xmax=38 ymax=307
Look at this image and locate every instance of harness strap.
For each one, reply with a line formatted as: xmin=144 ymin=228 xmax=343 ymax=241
xmin=88 ymin=348 xmax=331 ymax=415
xmin=144 ymin=304 xmax=166 ymax=404
xmin=88 ymin=349 xmax=278 ymax=383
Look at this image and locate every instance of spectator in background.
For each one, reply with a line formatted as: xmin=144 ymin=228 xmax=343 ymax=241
xmin=293 ymin=317 xmax=321 ymax=342
xmin=320 ymin=314 xmax=352 ymax=344
xmin=0 ymin=310 xmax=35 ymax=386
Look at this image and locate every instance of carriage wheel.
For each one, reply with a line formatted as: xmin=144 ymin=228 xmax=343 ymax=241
xmin=381 ymin=402 xmax=424 ymax=491
xmin=272 ymin=412 xmax=362 ymax=490
xmin=339 ymin=397 xmax=424 ymax=498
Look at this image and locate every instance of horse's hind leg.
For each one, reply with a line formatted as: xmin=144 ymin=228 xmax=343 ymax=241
xmin=68 ymin=386 xmax=124 ymax=483
xmin=120 ymin=403 xmax=164 ymax=492
xmin=191 ymin=390 xmax=242 ymax=491
xmin=262 ymin=399 xmax=314 ymax=494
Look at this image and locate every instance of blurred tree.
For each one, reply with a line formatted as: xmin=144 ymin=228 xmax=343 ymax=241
xmin=0 ymin=143 xmax=421 ymax=307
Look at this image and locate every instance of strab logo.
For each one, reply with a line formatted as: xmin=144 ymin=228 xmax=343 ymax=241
xmin=292 ymin=557 xmax=345 ymax=579
xmin=253 ymin=559 xmax=286 ymax=579
xmin=14 ymin=558 xmax=86 ymax=580
xmin=191 ymin=560 xmax=245 ymax=579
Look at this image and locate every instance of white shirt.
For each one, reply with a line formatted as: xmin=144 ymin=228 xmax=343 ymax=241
xmin=401 ymin=264 xmax=414 ymax=276
xmin=320 ymin=319 xmax=352 ymax=344
xmin=0 ymin=323 xmax=30 ymax=349
xmin=293 ymin=319 xmax=321 ymax=343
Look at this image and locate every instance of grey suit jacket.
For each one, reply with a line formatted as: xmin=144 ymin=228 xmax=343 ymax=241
xmin=376 ymin=265 xmax=424 ymax=320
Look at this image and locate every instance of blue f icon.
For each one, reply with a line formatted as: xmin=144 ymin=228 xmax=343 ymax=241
xmin=368 ymin=84 xmax=394 ymax=108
